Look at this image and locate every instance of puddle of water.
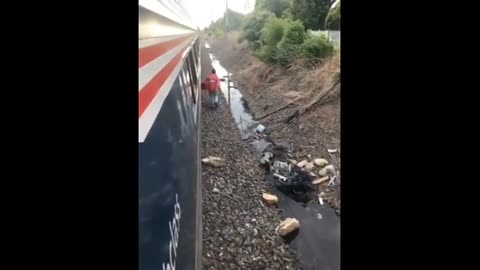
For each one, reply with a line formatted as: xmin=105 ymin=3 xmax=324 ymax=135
xmin=205 ymin=44 xmax=340 ymax=270
xmin=206 ymin=47 xmax=272 ymax=153
xmin=209 ymin=55 xmax=254 ymax=129
xmin=268 ymin=179 xmax=340 ymax=270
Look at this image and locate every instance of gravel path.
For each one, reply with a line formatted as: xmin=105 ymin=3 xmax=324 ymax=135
xmin=201 ymin=96 xmax=300 ymax=270
xmin=200 ymin=42 xmax=300 ymax=270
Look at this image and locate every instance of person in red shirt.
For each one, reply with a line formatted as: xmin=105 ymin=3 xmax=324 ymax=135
xmin=205 ymin=68 xmax=221 ymax=109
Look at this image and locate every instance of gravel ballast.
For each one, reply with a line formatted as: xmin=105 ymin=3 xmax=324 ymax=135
xmin=200 ymin=90 xmax=300 ymax=270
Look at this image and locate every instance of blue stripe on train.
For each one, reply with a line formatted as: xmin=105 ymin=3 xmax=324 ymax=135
xmin=139 ymin=58 xmax=200 ymax=270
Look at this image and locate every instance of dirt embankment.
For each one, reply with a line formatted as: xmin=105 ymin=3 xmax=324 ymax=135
xmin=206 ymin=32 xmax=341 ymax=212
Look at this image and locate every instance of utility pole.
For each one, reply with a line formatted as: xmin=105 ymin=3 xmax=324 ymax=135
xmin=225 ymin=0 xmax=228 ymax=35
xmin=227 ymin=73 xmax=231 ymax=106
xmin=226 ymin=0 xmax=231 ymax=106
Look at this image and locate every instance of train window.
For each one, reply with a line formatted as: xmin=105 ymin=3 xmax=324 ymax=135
xmin=196 ymin=42 xmax=200 ymax=65
xmin=187 ymin=55 xmax=197 ymax=105
xmin=189 ymin=55 xmax=198 ymax=86
xmin=181 ymin=55 xmax=195 ymax=108
xmin=175 ymin=67 xmax=188 ymax=125
xmin=192 ymin=42 xmax=199 ymax=67
xmin=184 ymin=55 xmax=199 ymax=127
xmin=189 ymin=49 xmax=197 ymax=77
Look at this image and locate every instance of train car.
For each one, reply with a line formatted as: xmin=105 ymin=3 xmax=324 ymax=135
xmin=139 ymin=1 xmax=202 ymax=269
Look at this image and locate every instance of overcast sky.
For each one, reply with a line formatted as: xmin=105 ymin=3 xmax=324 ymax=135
xmin=181 ymin=0 xmax=255 ymax=29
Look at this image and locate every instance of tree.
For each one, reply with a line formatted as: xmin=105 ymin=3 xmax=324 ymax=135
xmin=207 ymin=8 xmax=247 ymax=37
xmin=325 ymin=1 xmax=340 ymax=30
xmin=241 ymin=10 xmax=275 ymax=49
xmin=224 ymin=9 xmax=247 ymax=31
xmin=290 ymin=0 xmax=331 ymax=30
xmin=255 ymin=0 xmax=291 ymax=17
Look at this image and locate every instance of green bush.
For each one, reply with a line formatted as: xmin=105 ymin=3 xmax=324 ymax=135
xmin=261 ymin=17 xmax=288 ymax=46
xmin=300 ymin=34 xmax=335 ymax=65
xmin=275 ymin=43 xmax=296 ymax=66
xmin=276 ymin=20 xmax=305 ymax=66
xmin=258 ymin=17 xmax=289 ymax=63
xmin=256 ymin=18 xmax=306 ymax=65
xmin=259 ymin=44 xmax=279 ymax=63
xmin=280 ymin=20 xmax=305 ymax=45
xmin=238 ymin=4 xmax=336 ymax=68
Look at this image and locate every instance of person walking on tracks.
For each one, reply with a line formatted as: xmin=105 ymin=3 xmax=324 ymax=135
xmin=205 ymin=68 xmax=221 ymax=109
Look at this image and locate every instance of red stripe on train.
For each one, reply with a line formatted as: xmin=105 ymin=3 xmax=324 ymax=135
xmin=139 ymin=35 xmax=192 ymax=68
xmin=139 ymin=48 xmax=185 ymax=118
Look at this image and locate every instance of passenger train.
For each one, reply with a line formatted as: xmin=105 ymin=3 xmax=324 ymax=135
xmin=139 ymin=1 xmax=202 ymax=269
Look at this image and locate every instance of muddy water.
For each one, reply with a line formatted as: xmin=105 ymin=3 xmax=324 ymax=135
xmin=205 ymin=44 xmax=255 ymax=130
xmin=205 ymin=45 xmax=340 ymax=270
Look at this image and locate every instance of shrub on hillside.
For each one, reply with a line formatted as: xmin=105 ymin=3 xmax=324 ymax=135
xmin=300 ymin=35 xmax=335 ymax=66
xmin=261 ymin=17 xmax=287 ymax=46
xmin=258 ymin=17 xmax=289 ymax=62
xmin=259 ymin=44 xmax=278 ymax=63
xmin=280 ymin=20 xmax=305 ymax=44
xmin=276 ymin=20 xmax=305 ymax=66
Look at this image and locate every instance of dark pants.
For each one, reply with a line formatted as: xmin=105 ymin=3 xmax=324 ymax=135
xmin=208 ymin=91 xmax=218 ymax=108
